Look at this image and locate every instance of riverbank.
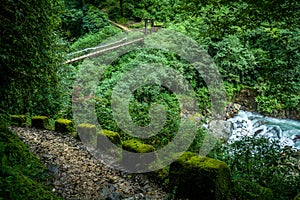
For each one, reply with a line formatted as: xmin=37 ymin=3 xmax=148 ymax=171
xmin=232 ymin=88 xmax=300 ymax=120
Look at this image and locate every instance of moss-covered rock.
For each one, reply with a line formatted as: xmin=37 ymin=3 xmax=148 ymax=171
xmin=148 ymin=165 xmax=170 ymax=189
xmin=31 ymin=116 xmax=49 ymax=129
xmin=11 ymin=115 xmax=26 ymax=126
xmin=122 ymin=139 xmax=154 ymax=153
xmin=121 ymin=139 xmax=156 ymax=171
xmin=77 ymin=123 xmax=97 ymax=144
xmin=97 ymin=129 xmax=121 ymax=148
xmin=169 ymin=151 xmax=232 ymax=200
xmin=55 ymin=119 xmax=73 ymax=133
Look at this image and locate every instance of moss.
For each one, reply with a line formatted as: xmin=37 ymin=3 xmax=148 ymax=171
xmin=77 ymin=123 xmax=97 ymax=144
xmin=55 ymin=119 xmax=73 ymax=133
xmin=31 ymin=116 xmax=49 ymax=129
xmin=294 ymin=193 xmax=300 ymax=200
xmin=97 ymin=129 xmax=121 ymax=148
xmin=122 ymin=139 xmax=154 ymax=153
xmin=10 ymin=115 xmax=26 ymax=126
xmin=169 ymin=151 xmax=232 ymax=200
xmin=121 ymin=139 xmax=156 ymax=171
xmin=148 ymin=165 xmax=170 ymax=189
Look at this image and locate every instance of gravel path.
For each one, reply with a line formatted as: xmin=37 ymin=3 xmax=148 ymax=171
xmin=12 ymin=127 xmax=168 ymax=200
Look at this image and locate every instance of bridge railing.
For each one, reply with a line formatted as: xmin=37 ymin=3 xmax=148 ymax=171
xmin=65 ymin=37 xmax=144 ymax=64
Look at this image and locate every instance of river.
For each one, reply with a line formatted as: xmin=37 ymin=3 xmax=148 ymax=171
xmin=227 ymin=110 xmax=300 ymax=150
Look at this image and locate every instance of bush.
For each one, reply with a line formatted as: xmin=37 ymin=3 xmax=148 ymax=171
xmin=0 ymin=126 xmax=60 ymax=200
xmin=69 ymin=26 xmax=121 ymax=51
xmin=210 ymin=137 xmax=300 ymax=200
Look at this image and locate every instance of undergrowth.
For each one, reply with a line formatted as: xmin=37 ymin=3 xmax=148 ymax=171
xmin=0 ymin=125 xmax=61 ymax=200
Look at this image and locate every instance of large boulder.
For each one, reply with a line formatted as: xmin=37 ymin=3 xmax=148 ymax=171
xmin=169 ymin=151 xmax=232 ymax=200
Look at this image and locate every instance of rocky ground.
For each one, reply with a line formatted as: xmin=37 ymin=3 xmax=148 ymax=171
xmin=11 ymin=127 xmax=168 ymax=200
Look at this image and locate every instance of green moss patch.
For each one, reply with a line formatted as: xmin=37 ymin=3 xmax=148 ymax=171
xmin=55 ymin=119 xmax=73 ymax=133
xmin=31 ymin=116 xmax=49 ymax=129
xmin=169 ymin=151 xmax=232 ymax=200
xmin=77 ymin=123 xmax=97 ymax=144
xmin=122 ymin=139 xmax=154 ymax=153
xmin=121 ymin=139 xmax=156 ymax=171
xmin=97 ymin=129 xmax=121 ymax=148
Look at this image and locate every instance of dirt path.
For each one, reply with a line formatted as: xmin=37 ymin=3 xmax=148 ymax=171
xmin=12 ymin=127 xmax=168 ymax=200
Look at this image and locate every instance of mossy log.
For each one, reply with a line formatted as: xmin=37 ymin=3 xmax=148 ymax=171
xmin=31 ymin=116 xmax=49 ymax=129
xmin=11 ymin=115 xmax=26 ymax=126
xmin=169 ymin=151 xmax=232 ymax=200
xmin=55 ymin=119 xmax=73 ymax=133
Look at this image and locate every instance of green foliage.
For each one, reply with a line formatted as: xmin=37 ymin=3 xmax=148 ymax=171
xmin=0 ymin=126 xmax=60 ymax=200
xmin=167 ymin=0 xmax=300 ymax=115
xmin=82 ymin=5 xmax=110 ymax=34
xmin=0 ymin=0 xmax=65 ymax=117
xmin=61 ymin=3 xmax=111 ymax=41
xmin=69 ymin=26 xmax=121 ymax=51
xmin=210 ymin=137 xmax=300 ymax=200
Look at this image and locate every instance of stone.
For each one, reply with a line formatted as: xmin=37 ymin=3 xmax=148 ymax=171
xmin=31 ymin=116 xmax=49 ymax=129
xmin=55 ymin=118 xmax=73 ymax=133
xmin=97 ymin=129 xmax=121 ymax=148
xmin=169 ymin=151 xmax=232 ymax=200
xmin=121 ymin=139 xmax=156 ymax=171
xmin=77 ymin=123 xmax=97 ymax=145
xmin=11 ymin=115 xmax=26 ymax=126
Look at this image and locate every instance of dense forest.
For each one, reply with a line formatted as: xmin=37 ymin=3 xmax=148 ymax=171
xmin=1 ymin=0 xmax=300 ymax=199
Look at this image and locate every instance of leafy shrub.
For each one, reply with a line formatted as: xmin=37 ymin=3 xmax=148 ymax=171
xmin=210 ymin=136 xmax=300 ymax=200
xmin=69 ymin=26 xmax=121 ymax=51
xmin=82 ymin=5 xmax=110 ymax=34
xmin=0 ymin=126 xmax=60 ymax=200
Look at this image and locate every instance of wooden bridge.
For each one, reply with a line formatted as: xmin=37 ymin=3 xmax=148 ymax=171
xmin=65 ymin=37 xmax=144 ymax=64
xmin=65 ymin=19 xmax=161 ymax=64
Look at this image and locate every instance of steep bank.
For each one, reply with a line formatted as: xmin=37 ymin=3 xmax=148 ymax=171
xmin=233 ymin=88 xmax=300 ymax=120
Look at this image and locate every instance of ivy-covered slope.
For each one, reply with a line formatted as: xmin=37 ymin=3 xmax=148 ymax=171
xmin=0 ymin=126 xmax=60 ymax=200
